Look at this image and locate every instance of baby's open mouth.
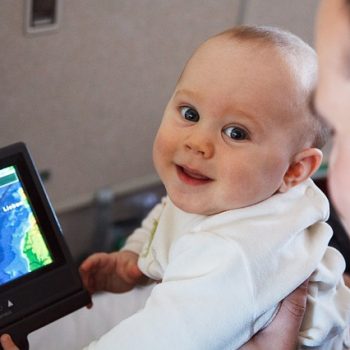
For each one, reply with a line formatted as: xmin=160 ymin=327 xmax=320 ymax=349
xmin=176 ymin=165 xmax=213 ymax=184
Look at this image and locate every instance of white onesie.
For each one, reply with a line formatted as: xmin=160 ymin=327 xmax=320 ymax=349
xmin=86 ymin=179 xmax=350 ymax=349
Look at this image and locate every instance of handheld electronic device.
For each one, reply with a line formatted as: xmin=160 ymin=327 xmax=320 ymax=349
xmin=0 ymin=143 xmax=91 ymax=349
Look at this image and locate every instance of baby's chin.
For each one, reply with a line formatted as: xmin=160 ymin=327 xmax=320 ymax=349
xmin=169 ymin=192 xmax=270 ymax=216
xmin=169 ymin=195 xmax=228 ymax=216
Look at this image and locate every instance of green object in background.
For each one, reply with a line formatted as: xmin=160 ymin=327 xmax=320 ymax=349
xmin=313 ymin=162 xmax=328 ymax=179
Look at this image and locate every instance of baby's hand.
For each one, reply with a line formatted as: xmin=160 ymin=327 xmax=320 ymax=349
xmin=0 ymin=335 xmax=19 ymax=350
xmin=80 ymin=250 xmax=148 ymax=294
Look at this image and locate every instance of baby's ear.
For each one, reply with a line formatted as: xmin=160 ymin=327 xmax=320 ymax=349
xmin=278 ymin=148 xmax=323 ymax=193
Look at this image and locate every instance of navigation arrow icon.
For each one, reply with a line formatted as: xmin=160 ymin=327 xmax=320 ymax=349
xmin=7 ymin=300 xmax=13 ymax=308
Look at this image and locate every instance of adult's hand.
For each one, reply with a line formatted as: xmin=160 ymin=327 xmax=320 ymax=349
xmin=240 ymin=279 xmax=309 ymax=350
xmin=0 ymin=335 xmax=19 ymax=350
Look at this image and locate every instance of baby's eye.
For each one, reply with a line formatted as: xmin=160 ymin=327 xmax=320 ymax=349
xmin=224 ymin=126 xmax=249 ymax=141
xmin=180 ymin=106 xmax=200 ymax=122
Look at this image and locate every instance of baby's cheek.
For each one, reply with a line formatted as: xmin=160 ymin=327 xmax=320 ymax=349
xmin=222 ymin=170 xmax=266 ymax=207
xmin=154 ymin=131 xmax=171 ymax=158
xmin=152 ymin=128 xmax=177 ymax=171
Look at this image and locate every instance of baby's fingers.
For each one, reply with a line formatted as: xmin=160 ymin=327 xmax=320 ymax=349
xmin=79 ymin=254 xmax=105 ymax=292
xmin=80 ymin=253 xmax=107 ymax=272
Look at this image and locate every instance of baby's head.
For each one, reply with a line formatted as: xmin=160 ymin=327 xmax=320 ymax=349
xmin=153 ymin=25 xmax=331 ymax=215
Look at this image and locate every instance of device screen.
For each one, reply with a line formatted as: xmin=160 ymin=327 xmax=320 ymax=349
xmin=0 ymin=165 xmax=53 ymax=286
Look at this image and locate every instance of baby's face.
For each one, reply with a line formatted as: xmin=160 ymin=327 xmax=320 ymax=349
xmin=153 ymin=37 xmax=306 ymax=215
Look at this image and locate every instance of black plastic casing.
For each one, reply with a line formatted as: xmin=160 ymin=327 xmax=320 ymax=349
xmin=0 ymin=142 xmax=91 ymax=349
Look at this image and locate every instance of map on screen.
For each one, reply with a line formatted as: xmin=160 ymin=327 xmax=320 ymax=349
xmin=0 ymin=166 xmax=53 ymax=286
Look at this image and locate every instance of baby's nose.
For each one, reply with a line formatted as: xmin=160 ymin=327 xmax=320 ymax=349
xmin=184 ymin=135 xmax=214 ymax=159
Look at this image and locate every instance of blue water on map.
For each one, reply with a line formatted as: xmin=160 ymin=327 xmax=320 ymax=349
xmin=0 ymin=181 xmax=31 ymax=285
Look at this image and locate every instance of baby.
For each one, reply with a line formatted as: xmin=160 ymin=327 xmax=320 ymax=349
xmin=3 ymin=25 xmax=349 ymax=349
xmin=78 ymin=26 xmax=350 ymax=349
